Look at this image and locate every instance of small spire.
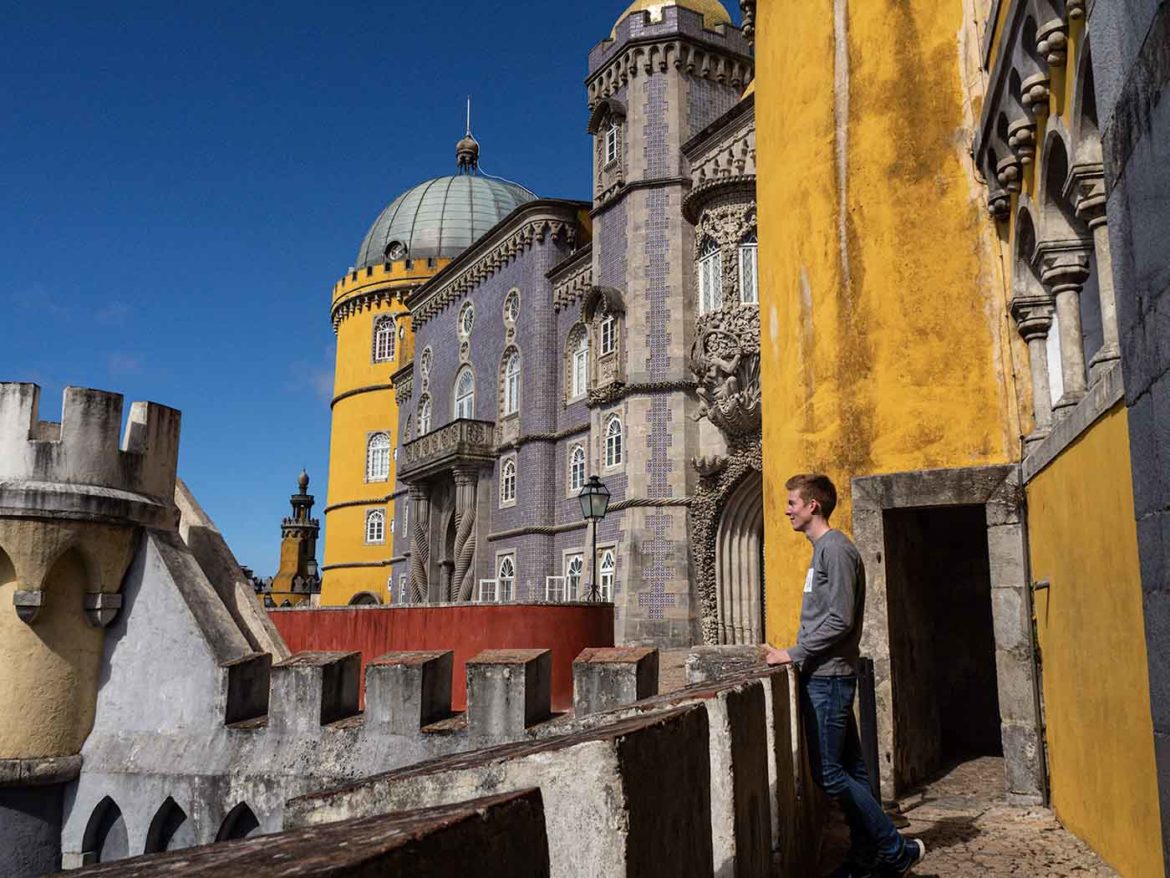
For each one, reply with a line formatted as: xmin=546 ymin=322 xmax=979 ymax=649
xmin=456 ymin=95 xmax=480 ymax=175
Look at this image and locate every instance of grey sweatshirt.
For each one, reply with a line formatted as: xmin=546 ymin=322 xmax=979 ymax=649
xmin=787 ymin=529 xmax=865 ymax=677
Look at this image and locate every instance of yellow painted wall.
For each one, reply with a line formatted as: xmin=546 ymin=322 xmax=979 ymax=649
xmin=1028 ymin=405 xmax=1165 ymax=877
xmin=0 ymin=549 xmax=103 ymax=757
xmin=756 ymin=0 xmax=1021 ymax=645
xmin=323 ymin=260 xmax=445 ymax=606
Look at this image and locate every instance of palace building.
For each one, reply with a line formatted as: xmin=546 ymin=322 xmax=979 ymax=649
xmin=322 ymin=0 xmax=761 ymax=649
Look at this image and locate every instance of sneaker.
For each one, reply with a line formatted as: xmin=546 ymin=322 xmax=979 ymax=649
xmin=898 ymin=839 xmax=926 ymax=874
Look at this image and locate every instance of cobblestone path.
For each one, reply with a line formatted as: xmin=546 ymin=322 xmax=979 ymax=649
xmin=820 ymin=757 xmax=1118 ymax=877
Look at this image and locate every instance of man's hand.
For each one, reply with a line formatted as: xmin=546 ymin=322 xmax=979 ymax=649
xmin=764 ymin=647 xmax=791 ymax=666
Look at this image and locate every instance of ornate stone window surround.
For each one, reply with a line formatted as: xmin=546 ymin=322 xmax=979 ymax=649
xmin=365 ymin=431 xmax=391 ymax=483
xmin=587 ymin=98 xmax=626 ymax=202
xmin=603 ymin=411 xmax=624 ymax=470
xmin=499 ymin=455 xmax=517 ymax=508
xmin=458 ymin=302 xmax=475 ymax=339
xmin=567 ymin=442 xmax=587 ymax=496
xmin=364 ymin=508 xmax=385 ymax=545
xmin=563 ymin=549 xmax=584 ymax=601
xmin=500 ymin=347 xmax=521 ymax=419
xmin=695 ymin=203 xmax=758 ymax=312
xmin=372 ymin=314 xmax=396 ymax=363
xmin=503 ymin=288 xmax=521 ymax=324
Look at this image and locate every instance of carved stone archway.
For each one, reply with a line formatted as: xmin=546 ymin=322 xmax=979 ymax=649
xmin=715 ymin=468 xmax=765 ymax=644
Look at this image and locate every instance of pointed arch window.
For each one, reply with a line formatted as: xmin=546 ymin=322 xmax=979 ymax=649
xmin=569 ymin=444 xmax=586 ymax=492
xmin=372 ymin=315 xmax=396 ymax=362
xmin=570 ymin=328 xmax=589 ymax=399
xmin=365 ymin=509 xmax=385 ymax=544
xmin=366 ymin=432 xmax=390 ymax=482
xmin=503 ymin=351 xmax=521 ymax=415
xmin=604 ymin=415 xmax=623 ymax=468
xmin=565 ymin=554 xmax=583 ymax=601
xmin=417 ymin=396 xmax=432 ymax=435
xmin=605 ymin=120 xmax=620 ymax=165
xmin=699 ymin=237 xmax=723 ymax=314
xmin=498 ymin=555 xmax=515 ymax=602
xmin=738 ymin=232 xmax=758 ymax=305
xmin=500 ymin=457 xmax=517 ymax=505
xmin=599 ymin=549 xmax=616 ymax=601
xmin=454 ymin=367 xmax=476 ymax=419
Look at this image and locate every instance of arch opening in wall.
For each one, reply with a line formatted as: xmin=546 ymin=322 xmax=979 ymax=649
xmin=144 ymin=797 xmax=194 ymax=854
xmin=216 ymin=802 xmax=261 ymax=842
xmin=0 ymin=545 xmax=14 ymax=585
xmin=82 ymin=796 xmax=129 ymax=864
xmin=714 ymin=469 xmax=765 ymax=645
xmin=349 ymin=591 xmax=381 ymax=606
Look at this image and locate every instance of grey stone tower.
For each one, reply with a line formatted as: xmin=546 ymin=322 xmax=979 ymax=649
xmin=585 ymin=4 xmax=752 ymax=645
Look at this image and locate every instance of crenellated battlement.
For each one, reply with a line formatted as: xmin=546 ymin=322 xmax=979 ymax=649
xmin=0 ymin=383 xmax=180 ymax=525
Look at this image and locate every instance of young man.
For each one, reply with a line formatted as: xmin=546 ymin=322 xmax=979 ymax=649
xmin=766 ymin=473 xmax=925 ymax=877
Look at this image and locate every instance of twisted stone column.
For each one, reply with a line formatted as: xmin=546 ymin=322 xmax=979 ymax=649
xmin=408 ymin=485 xmax=431 ymax=603
xmin=1011 ymin=291 xmax=1057 ymax=447
xmin=452 ymin=466 xmax=479 ymax=602
xmin=1039 ymin=246 xmax=1092 ymax=413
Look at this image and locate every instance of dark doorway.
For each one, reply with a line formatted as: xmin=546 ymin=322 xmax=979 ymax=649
xmin=883 ymin=505 xmax=1002 ymax=791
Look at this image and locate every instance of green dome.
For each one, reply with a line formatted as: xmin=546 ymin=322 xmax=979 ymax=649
xmin=356 ymin=175 xmax=537 ymax=269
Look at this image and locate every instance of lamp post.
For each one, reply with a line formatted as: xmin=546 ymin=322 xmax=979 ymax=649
xmin=577 ymin=475 xmax=611 ymax=601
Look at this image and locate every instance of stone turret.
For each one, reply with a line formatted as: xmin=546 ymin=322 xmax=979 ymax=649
xmin=0 ymin=383 xmax=180 ymax=876
xmin=269 ymin=470 xmax=320 ymax=606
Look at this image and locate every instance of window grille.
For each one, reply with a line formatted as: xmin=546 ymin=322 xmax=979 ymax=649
xmin=366 ymin=433 xmax=390 ymax=482
xmin=738 ymin=234 xmax=758 ymax=305
xmin=372 ymin=315 xmax=395 ymax=362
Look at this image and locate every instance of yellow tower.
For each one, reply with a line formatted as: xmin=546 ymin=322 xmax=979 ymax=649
xmin=322 ymin=133 xmax=535 ymax=605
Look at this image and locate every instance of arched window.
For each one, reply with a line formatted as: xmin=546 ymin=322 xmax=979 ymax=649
xmin=599 ymin=549 xmax=616 ymax=602
xmin=504 ymin=289 xmax=521 ymax=323
xmin=420 ymin=347 xmax=433 ymax=377
xmin=82 ymin=796 xmax=128 ymax=863
xmin=459 ymin=302 xmax=475 ymax=338
xmin=366 ymin=432 xmax=390 ymax=482
xmin=699 ymin=237 xmax=723 ymax=314
xmin=738 ymin=232 xmax=758 ymax=305
xmin=500 ymin=458 xmax=517 ymax=504
xmin=454 ymin=367 xmax=475 ymax=419
xmin=365 ymin=509 xmax=385 ymax=544
xmin=503 ymin=351 xmax=521 ymax=415
xmin=145 ymin=797 xmax=194 ymax=854
xmin=569 ymin=327 xmax=589 ymax=399
xmin=498 ymin=555 xmax=515 ymax=602
xmin=566 ymin=554 xmax=583 ymax=601
xmin=569 ymin=444 xmax=586 ymax=492
xmin=418 ymin=395 xmax=432 ymax=435
xmin=605 ymin=415 xmax=623 ymax=468
xmin=217 ymin=803 xmax=261 ymax=842
xmin=372 ymin=315 xmax=395 ymax=362
xmin=600 ymin=313 xmax=616 ymax=356
xmin=605 ymin=119 xmax=620 ymax=165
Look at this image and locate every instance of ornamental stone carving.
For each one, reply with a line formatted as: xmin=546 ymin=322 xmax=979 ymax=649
xmin=689 ymin=304 xmax=761 ymax=444
xmin=1036 ymin=20 xmax=1068 ymax=67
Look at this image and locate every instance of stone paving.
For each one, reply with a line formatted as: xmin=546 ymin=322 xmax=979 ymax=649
xmin=819 ymin=756 xmax=1118 ymax=877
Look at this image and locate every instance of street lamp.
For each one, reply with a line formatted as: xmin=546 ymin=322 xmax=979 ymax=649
xmin=577 ymin=475 xmax=611 ymax=601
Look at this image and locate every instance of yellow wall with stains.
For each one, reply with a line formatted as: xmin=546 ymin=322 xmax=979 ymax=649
xmin=323 ymin=260 xmax=446 ymax=606
xmin=755 ymin=0 xmax=1021 ymax=645
xmin=1027 ymin=405 xmax=1164 ymax=877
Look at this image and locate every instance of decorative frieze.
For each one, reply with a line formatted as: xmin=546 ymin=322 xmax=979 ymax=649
xmin=587 ymin=40 xmax=752 ymax=111
xmin=1036 ymin=19 xmax=1068 ymax=67
xmin=552 ymin=254 xmax=594 ymax=313
xmin=398 ymin=418 xmax=496 ymax=482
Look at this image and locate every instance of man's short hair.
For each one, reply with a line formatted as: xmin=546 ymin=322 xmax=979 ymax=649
xmin=785 ymin=473 xmax=838 ymax=519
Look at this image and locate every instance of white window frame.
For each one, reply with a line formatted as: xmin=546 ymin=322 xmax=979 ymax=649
xmin=418 ymin=396 xmax=432 ymax=435
xmin=364 ymin=509 xmax=385 ymax=545
xmin=571 ymin=331 xmax=589 ymax=399
xmin=459 ymin=302 xmax=475 ymax=338
xmin=699 ymin=238 xmax=723 ymax=314
xmin=366 ymin=432 xmax=391 ymax=482
xmin=545 ymin=575 xmax=566 ymax=602
xmin=600 ymin=313 xmax=616 ymax=356
xmin=564 ymin=553 xmax=583 ymax=602
xmin=398 ymin=574 xmax=409 ymax=604
xmin=372 ymin=315 xmax=396 ymax=363
xmin=605 ymin=120 xmax=619 ymax=165
xmin=599 ymin=547 xmax=616 ymax=602
xmin=503 ymin=352 xmax=521 ymax=415
xmin=497 ymin=555 xmax=515 ymax=603
xmin=454 ymin=367 xmax=475 ymax=420
xmin=477 ymin=578 xmax=498 ymax=603
xmin=500 ymin=457 xmax=517 ymax=507
xmin=738 ymin=235 xmax=758 ymax=305
xmin=504 ymin=289 xmax=520 ymax=323
xmin=604 ymin=414 xmax=623 ymax=469
xmin=569 ymin=444 xmax=586 ymax=493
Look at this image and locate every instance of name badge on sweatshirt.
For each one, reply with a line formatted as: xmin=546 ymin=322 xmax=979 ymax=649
xmin=803 ymin=568 xmax=814 ymax=593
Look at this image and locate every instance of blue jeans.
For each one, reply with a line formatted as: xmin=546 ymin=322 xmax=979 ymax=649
xmin=801 ymin=674 xmax=913 ymax=872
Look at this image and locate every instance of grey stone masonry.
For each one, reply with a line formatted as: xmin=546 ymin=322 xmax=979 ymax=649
xmin=1091 ymin=0 xmax=1170 ymax=867
xmin=57 ymin=789 xmax=552 ymax=878
xmin=572 ymin=646 xmax=658 ymax=716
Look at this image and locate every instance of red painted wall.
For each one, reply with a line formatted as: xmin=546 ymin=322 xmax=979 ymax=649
xmin=268 ymin=603 xmax=614 ymax=712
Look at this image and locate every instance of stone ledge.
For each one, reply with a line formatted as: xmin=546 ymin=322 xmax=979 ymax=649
xmin=0 ymin=754 xmax=82 ymax=787
xmin=1022 ymin=362 xmax=1124 ymax=483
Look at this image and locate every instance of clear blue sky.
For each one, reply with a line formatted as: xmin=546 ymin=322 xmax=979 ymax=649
xmin=0 ymin=1 xmax=739 ymax=575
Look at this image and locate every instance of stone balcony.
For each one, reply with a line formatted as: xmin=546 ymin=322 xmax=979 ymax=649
xmin=398 ymin=418 xmax=496 ymax=482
